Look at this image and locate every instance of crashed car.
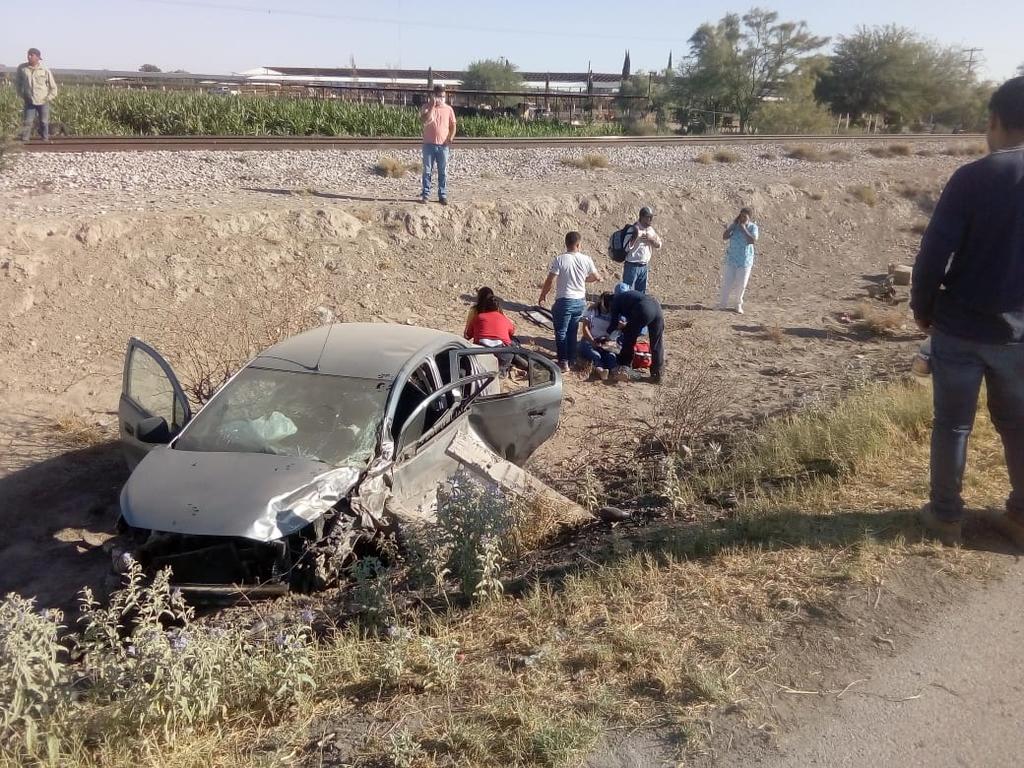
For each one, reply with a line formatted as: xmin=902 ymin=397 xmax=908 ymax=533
xmin=116 ymin=323 xmax=564 ymax=595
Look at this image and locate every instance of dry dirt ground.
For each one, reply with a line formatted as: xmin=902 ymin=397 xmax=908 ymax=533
xmin=0 ymin=147 xmax=957 ymax=612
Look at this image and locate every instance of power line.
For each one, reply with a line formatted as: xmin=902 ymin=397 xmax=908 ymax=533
xmin=141 ymin=0 xmax=683 ymax=44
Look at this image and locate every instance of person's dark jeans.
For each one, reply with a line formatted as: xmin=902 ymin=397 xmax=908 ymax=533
xmin=579 ymin=340 xmax=618 ymax=369
xmin=930 ymin=330 xmax=1024 ymax=523
xmin=21 ymin=102 xmax=49 ymax=141
xmin=551 ymin=297 xmax=586 ymax=366
xmin=617 ymin=297 xmax=664 ymax=374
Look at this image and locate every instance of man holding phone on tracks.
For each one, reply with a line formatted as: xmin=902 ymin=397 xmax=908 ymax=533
xmin=420 ymin=85 xmax=457 ymax=205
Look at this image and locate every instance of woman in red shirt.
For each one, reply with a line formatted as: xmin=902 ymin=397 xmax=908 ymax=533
xmin=468 ymin=296 xmax=522 ymax=375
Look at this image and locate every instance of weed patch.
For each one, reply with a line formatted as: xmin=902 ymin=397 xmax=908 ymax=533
xmin=560 ymin=153 xmax=609 ymax=170
xmin=373 ymin=156 xmax=418 ymax=178
xmin=849 ymin=184 xmax=878 ymax=206
xmin=713 ymin=149 xmax=741 ymax=164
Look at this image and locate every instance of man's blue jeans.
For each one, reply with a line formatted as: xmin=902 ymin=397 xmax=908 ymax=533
xmin=21 ymin=102 xmax=49 ymax=140
xmin=422 ymin=143 xmax=449 ymax=200
xmin=579 ymin=340 xmax=618 ymax=369
xmin=551 ymin=298 xmax=586 ymax=366
xmin=930 ymin=330 xmax=1024 ymax=522
xmin=622 ymin=261 xmax=649 ymax=293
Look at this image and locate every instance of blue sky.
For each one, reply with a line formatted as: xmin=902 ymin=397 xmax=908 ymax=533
xmin=3 ymin=0 xmax=1021 ymax=81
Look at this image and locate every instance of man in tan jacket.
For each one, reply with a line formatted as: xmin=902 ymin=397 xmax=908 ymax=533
xmin=17 ymin=48 xmax=59 ymax=141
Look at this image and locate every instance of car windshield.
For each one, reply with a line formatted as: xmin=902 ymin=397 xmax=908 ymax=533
xmin=174 ymin=367 xmax=387 ymax=466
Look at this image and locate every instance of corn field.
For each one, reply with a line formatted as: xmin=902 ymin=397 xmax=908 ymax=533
xmin=0 ymin=85 xmax=620 ymax=138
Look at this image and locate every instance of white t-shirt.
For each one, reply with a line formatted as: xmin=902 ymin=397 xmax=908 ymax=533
xmin=549 ymin=251 xmax=598 ymax=300
xmin=625 ymin=225 xmax=663 ymax=265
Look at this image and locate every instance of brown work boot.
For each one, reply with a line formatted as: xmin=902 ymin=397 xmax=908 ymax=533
xmin=918 ymin=504 xmax=963 ymax=547
xmin=988 ymin=510 xmax=1024 ymax=551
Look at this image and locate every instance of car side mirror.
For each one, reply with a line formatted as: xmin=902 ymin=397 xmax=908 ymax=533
xmin=136 ymin=415 xmax=171 ymax=444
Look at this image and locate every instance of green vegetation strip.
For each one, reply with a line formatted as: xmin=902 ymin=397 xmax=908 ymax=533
xmin=0 ymin=86 xmax=619 ymax=139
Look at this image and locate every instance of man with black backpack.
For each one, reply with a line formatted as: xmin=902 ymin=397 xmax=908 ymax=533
xmin=615 ymin=206 xmax=662 ymax=293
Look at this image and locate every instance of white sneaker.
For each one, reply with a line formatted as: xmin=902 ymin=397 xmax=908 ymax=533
xmin=595 ymin=367 xmax=609 ymax=381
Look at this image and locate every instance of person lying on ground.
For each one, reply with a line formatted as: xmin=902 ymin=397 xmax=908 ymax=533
xmin=608 ymin=289 xmax=665 ymax=385
xmin=579 ymin=292 xmax=620 ymax=380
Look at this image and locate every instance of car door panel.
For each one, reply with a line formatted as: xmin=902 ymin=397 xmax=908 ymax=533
xmin=450 ymin=349 xmax=562 ymax=464
xmin=119 ymin=338 xmax=192 ymax=470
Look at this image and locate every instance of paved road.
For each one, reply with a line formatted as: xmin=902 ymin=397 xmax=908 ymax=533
xmin=744 ymin=561 xmax=1024 ymax=768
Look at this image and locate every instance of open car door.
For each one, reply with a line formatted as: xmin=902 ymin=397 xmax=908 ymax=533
xmin=119 ymin=338 xmax=192 ymax=470
xmin=450 ymin=348 xmax=562 ymax=464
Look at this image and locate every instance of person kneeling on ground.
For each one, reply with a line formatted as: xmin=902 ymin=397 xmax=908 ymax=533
xmin=467 ymin=294 xmax=524 ymax=376
xmin=609 ymin=289 xmax=665 ymax=384
xmin=718 ymin=207 xmax=759 ymax=314
xmin=464 ymin=286 xmax=495 ymax=339
xmin=579 ymin=292 xmax=619 ymax=380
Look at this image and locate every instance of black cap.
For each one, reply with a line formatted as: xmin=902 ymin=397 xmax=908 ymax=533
xmin=639 ymin=206 xmax=654 ymax=218
xmin=28 ymin=48 xmax=41 ymax=57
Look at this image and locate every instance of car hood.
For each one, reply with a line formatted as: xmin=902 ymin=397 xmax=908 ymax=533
xmin=120 ymin=447 xmax=364 ymax=541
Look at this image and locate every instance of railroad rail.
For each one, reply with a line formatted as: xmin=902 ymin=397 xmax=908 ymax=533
xmin=21 ymin=134 xmax=983 ymax=153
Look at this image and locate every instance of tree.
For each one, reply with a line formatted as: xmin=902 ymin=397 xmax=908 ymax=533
xmin=674 ymin=8 xmax=827 ymax=133
xmin=1017 ymin=63 xmax=1024 ymax=77
xmin=622 ymin=50 xmax=631 ymax=79
xmin=817 ymin=26 xmax=980 ymax=128
xmin=754 ymin=55 xmax=835 ymax=134
xmin=138 ymin=64 xmax=162 ymax=73
xmin=461 ymin=59 xmax=524 ymax=105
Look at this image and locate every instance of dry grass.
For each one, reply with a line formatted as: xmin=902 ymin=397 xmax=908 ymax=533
xmin=941 ymin=143 xmax=987 ymax=157
xmin=809 ymin=190 xmax=825 ymax=201
xmin=713 ymin=149 xmax=741 ymax=164
xmin=849 ymin=184 xmax=879 ymax=207
xmin=907 ymin=221 xmax=928 ymax=235
xmin=560 ymin=153 xmax=610 ymax=170
xmin=693 ymin=153 xmax=714 ymax=165
xmin=869 ymin=143 xmax=914 ymax=158
xmin=52 ymin=414 xmax=108 ymax=447
xmin=786 ymin=146 xmax=853 ymax=163
xmin=374 ymin=156 xmax=419 ymax=178
xmin=8 ymin=383 xmax=1005 ymax=768
xmin=851 ymin=301 xmax=905 ymax=335
xmin=760 ymin=323 xmax=785 ymax=343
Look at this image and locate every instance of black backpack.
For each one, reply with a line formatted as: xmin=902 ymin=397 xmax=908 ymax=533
xmin=608 ymin=224 xmax=637 ymax=263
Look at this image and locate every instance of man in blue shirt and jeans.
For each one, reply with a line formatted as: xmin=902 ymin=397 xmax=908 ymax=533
xmin=912 ymin=76 xmax=1024 ymax=548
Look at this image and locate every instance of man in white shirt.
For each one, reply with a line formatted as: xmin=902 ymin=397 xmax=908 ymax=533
xmin=538 ymin=231 xmax=603 ymax=372
xmin=622 ymin=206 xmax=663 ymax=293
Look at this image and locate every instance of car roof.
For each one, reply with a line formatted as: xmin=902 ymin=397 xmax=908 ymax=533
xmin=250 ymin=323 xmax=466 ymax=380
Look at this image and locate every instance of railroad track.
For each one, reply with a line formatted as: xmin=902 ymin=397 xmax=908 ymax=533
xmin=21 ymin=134 xmax=983 ymax=153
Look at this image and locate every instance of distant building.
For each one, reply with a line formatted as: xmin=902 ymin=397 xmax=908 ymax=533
xmin=240 ymin=67 xmax=622 ymax=94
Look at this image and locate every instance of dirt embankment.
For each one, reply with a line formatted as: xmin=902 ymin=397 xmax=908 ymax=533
xmin=0 ymin=160 xmax=950 ymax=607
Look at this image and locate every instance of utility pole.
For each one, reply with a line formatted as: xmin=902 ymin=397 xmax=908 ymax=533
xmin=964 ymin=47 xmax=982 ymax=78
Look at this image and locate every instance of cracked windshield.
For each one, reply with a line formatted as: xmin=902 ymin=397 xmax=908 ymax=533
xmin=174 ymin=367 xmax=386 ymax=465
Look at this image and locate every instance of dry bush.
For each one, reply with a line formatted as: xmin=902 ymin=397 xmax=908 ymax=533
xmin=867 ymin=146 xmax=890 ymax=158
xmin=694 ymin=153 xmax=714 ymax=165
xmin=828 ymin=149 xmax=854 ymax=161
xmin=759 ymin=152 xmax=776 ymax=160
xmin=760 ymin=323 xmax=785 ymax=343
xmin=889 ymin=143 xmax=913 ymax=156
xmin=849 ymin=184 xmax=878 ymax=206
xmin=52 ymin=414 xmax=108 ymax=447
xmin=786 ymin=145 xmax=823 ymax=162
xmin=942 ymin=143 xmax=987 ymax=157
xmin=374 ymin=156 xmax=418 ymax=178
xmin=851 ymin=301 xmax=905 ymax=336
xmin=560 ymin=153 xmax=609 ymax=170
xmin=714 ymin=149 xmax=741 ymax=163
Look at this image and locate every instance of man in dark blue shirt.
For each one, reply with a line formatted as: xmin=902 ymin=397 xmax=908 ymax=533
xmin=911 ymin=76 xmax=1024 ymax=548
xmin=608 ymin=288 xmax=665 ymax=384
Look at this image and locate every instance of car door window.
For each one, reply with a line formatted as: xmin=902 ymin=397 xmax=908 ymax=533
xmin=126 ymin=344 xmax=188 ymax=431
xmin=391 ymin=362 xmax=441 ymax=444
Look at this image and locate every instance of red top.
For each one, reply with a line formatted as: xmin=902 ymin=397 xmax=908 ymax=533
xmin=470 ymin=311 xmax=516 ymax=345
